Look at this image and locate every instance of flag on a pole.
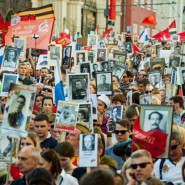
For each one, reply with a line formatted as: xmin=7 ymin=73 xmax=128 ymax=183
xmin=168 ymin=20 xmax=176 ymax=35
xmin=55 ymin=58 xmax=65 ymax=106
xmin=139 ymin=28 xmax=149 ymax=43
xmin=152 ymin=28 xmax=171 ymax=41
xmin=142 ymin=14 xmax=157 ymax=25
xmin=14 ymin=4 xmax=55 ymax=20
xmin=109 ymin=0 xmax=116 ymax=20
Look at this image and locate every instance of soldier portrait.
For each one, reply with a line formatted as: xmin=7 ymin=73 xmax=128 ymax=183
xmin=96 ymin=72 xmax=113 ymax=95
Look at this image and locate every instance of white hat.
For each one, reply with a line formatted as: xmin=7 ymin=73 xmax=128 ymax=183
xmin=97 ymin=94 xmax=110 ymax=109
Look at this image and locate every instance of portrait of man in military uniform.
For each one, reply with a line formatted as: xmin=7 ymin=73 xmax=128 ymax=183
xmin=72 ymin=80 xmax=87 ymax=100
xmin=96 ymin=72 xmax=112 ymax=95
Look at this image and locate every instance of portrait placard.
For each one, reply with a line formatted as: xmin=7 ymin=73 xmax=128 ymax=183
xmin=79 ymin=62 xmax=91 ymax=74
xmin=139 ymin=94 xmax=152 ymax=105
xmin=148 ymin=71 xmax=162 ymax=89
xmin=62 ymin=46 xmax=72 ymax=69
xmin=97 ymin=48 xmax=107 ymax=62
xmin=55 ymin=101 xmax=79 ymax=133
xmin=171 ymin=35 xmax=180 ymax=43
xmin=89 ymin=94 xmax=97 ymax=120
xmin=159 ymin=50 xmax=173 ymax=65
xmin=96 ymin=72 xmax=113 ymax=96
xmin=49 ymin=44 xmax=62 ymax=66
xmin=2 ymin=46 xmax=20 ymax=72
xmin=165 ymin=82 xmax=178 ymax=101
xmin=114 ymin=50 xmax=127 ymax=64
xmin=88 ymin=51 xmax=95 ymax=63
xmin=91 ymin=62 xmax=101 ymax=79
xmin=36 ymin=54 xmax=49 ymax=69
xmin=1 ymin=73 xmax=19 ymax=96
xmin=112 ymin=62 xmax=127 ymax=81
xmin=178 ymin=68 xmax=185 ymax=94
xmin=169 ymin=55 xmax=181 ymax=68
xmin=79 ymin=134 xmax=98 ymax=167
xmin=98 ymin=40 xmax=106 ymax=48
xmin=150 ymin=58 xmax=165 ymax=74
xmin=137 ymin=105 xmax=173 ymax=158
xmin=126 ymin=90 xmax=132 ymax=106
xmin=68 ymin=73 xmax=90 ymax=102
xmin=77 ymin=103 xmax=93 ymax=131
xmin=1 ymin=84 xmax=37 ymax=138
xmin=13 ymin=37 xmax=26 ymax=58
xmin=170 ymin=67 xmax=177 ymax=84
xmin=125 ymin=42 xmax=133 ymax=54
xmin=75 ymin=50 xmax=88 ymax=64
xmin=87 ymin=34 xmax=98 ymax=47
xmin=100 ymin=61 xmax=111 ymax=72
xmin=132 ymin=53 xmax=142 ymax=69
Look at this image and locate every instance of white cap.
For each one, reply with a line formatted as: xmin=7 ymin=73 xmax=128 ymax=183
xmin=97 ymin=94 xmax=110 ymax=109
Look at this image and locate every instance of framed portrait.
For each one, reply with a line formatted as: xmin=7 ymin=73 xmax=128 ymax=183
xmin=165 ymin=82 xmax=178 ymax=101
xmin=49 ymin=44 xmax=62 ymax=66
xmin=79 ymin=62 xmax=91 ymax=74
xmin=87 ymin=34 xmax=98 ymax=46
xmin=97 ymin=48 xmax=107 ymax=62
xmin=169 ymin=55 xmax=181 ymax=68
xmin=139 ymin=94 xmax=152 ymax=105
xmin=13 ymin=37 xmax=26 ymax=58
xmin=170 ymin=67 xmax=177 ymax=84
xmin=132 ymin=53 xmax=142 ymax=69
xmin=75 ymin=50 xmax=88 ymax=64
xmin=91 ymin=62 xmax=101 ymax=79
xmin=159 ymin=50 xmax=173 ymax=65
xmin=55 ymin=101 xmax=79 ymax=133
xmin=1 ymin=73 xmax=19 ymax=96
xmin=88 ymin=51 xmax=95 ymax=63
xmin=171 ymin=35 xmax=180 ymax=43
xmin=98 ymin=40 xmax=106 ymax=48
xmin=1 ymin=83 xmax=37 ymax=138
xmin=112 ymin=62 xmax=127 ymax=81
xmin=89 ymin=94 xmax=97 ymax=120
xmin=181 ymin=45 xmax=185 ymax=55
xmin=111 ymin=105 xmax=123 ymax=123
xmin=139 ymin=105 xmax=173 ymax=158
xmin=126 ymin=90 xmax=132 ymax=106
xmin=150 ymin=58 xmax=165 ymax=74
xmin=148 ymin=71 xmax=162 ymax=89
xmin=108 ymin=58 xmax=118 ymax=69
xmin=2 ymin=46 xmax=20 ymax=72
xmin=62 ymin=46 xmax=72 ymax=69
xmin=133 ymin=36 xmax=139 ymax=43
xmin=77 ymin=103 xmax=93 ymax=130
xmin=100 ymin=61 xmax=111 ymax=72
xmin=174 ymin=43 xmax=181 ymax=55
xmin=125 ymin=42 xmax=133 ymax=54
xmin=96 ymin=72 xmax=113 ymax=96
xmin=114 ymin=50 xmax=127 ymax=64
xmin=110 ymin=31 xmax=115 ymax=38
xmin=178 ymin=67 xmax=185 ymax=85
xmin=68 ymin=73 xmax=90 ymax=102
xmin=79 ymin=134 xmax=98 ymax=167
xmin=36 ymin=54 xmax=49 ymax=69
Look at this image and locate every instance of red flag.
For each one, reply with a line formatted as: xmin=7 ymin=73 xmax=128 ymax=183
xmin=142 ymin=14 xmax=157 ymax=25
xmin=0 ymin=13 xmax=4 ymax=31
xmin=20 ymin=15 xmax=36 ymax=21
xmin=5 ymin=18 xmax=54 ymax=50
xmin=109 ymin=0 xmax=116 ymax=20
xmin=152 ymin=28 xmax=171 ymax=41
xmin=178 ymin=87 xmax=183 ymax=97
xmin=168 ymin=20 xmax=176 ymax=34
xmin=133 ymin=44 xmax=140 ymax=53
xmin=131 ymin=117 xmax=168 ymax=158
xmin=177 ymin=32 xmax=185 ymax=41
xmin=102 ymin=28 xmax=113 ymax=38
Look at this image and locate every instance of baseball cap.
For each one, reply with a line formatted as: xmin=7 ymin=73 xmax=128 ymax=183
xmin=97 ymin=94 xmax=110 ymax=109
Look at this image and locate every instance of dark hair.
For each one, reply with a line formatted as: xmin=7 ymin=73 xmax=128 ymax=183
xmin=80 ymin=169 xmax=115 ymax=185
xmin=41 ymin=149 xmax=61 ymax=179
xmin=18 ymin=95 xmax=26 ymax=103
xmin=169 ymin=95 xmax=184 ymax=109
xmin=55 ymin=141 xmax=74 ymax=158
xmin=148 ymin=111 xmax=163 ymax=120
xmin=111 ymin=94 xmax=126 ymax=104
xmin=42 ymin=96 xmax=53 ymax=106
xmin=125 ymin=104 xmax=140 ymax=119
xmin=78 ymin=109 xmax=86 ymax=118
xmin=35 ymin=113 xmax=49 ymax=123
xmin=27 ymin=168 xmax=53 ymax=185
xmin=115 ymin=119 xmax=131 ymax=130
xmin=125 ymin=71 xmax=133 ymax=78
xmin=35 ymin=94 xmax=44 ymax=101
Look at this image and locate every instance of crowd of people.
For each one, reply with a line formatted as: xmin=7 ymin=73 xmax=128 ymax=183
xmin=1 ymin=29 xmax=185 ymax=185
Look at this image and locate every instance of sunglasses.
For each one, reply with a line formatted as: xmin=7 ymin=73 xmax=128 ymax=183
xmin=42 ymin=88 xmax=52 ymax=93
xmin=114 ymin=130 xmax=128 ymax=135
xmin=130 ymin=162 xmax=151 ymax=169
xmin=170 ymin=144 xmax=179 ymax=150
xmin=146 ymin=91 xmax=152 ymax=94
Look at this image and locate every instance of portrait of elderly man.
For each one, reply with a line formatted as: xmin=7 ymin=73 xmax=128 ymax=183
xmin=97 ymin=74 xmax=111 ymax=92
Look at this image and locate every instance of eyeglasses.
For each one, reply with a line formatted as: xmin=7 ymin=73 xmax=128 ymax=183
xmin=114 ymin=130 xmax=128 ymax=135
xmin=130 ymin=162 xmax=151 ymax=169
xmin=170 ymin=144 xmax=179 ymax=150
xmin=42 ymin=88 xmax=52 ymax=93
xmin=146 ymin=91 xmax=152 ymax=94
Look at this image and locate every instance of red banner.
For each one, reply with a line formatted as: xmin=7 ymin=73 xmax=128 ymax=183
xmin=131 ymin=118 xmax=168 ymax=158
xmin=109 ymin=0 xmax=116 ymax=20
xmin=5 ymin=18 xmax=54 ymax=50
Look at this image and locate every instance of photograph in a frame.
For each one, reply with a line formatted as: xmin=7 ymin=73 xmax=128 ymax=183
xmin=91 ymin=63 xmax=100 ymax=79
xmin=62 ymin=46 xmax=72 ymax=68
xmin=111 ymin=105 xmax=123 ymax=123
xmin=13 ymin=37 xmax=26 ymax=57
xmin=76 ymin=51 xmax=87 ymax=64
xmin=96 ymin=72 xmax=113 ymax=96
xmin=139 ymin=94 xmax=152 ymax=105
xmin=37 ymin=54 xmax=49 ymax=69
xmin=79 ymin=62 xmax=91 ymax=74
xmin=49 ymin=45 xmax=62 ymax=66
xmin=97 ymin=48 xmax=106 ymax=62
xmin=148 ymin=72 xmax=162 ymax=89
xmin=89 ymin=94 xmax=97 ymax=120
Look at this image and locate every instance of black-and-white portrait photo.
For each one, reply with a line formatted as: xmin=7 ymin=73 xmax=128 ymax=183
xmin=174 ymin=42 xmax=181 ymax=55
xmin=68 ymin=74 xmax=89 ymax=102
xmin=82 ymin=134 xmax=95 ymax=151
xmin=88 ymin=35 xmax=98 ymax=46
xmin=36 ymin=55 xmax=49 ymax=69
xmin=14 ymin=38 xmax=24 ymax=53
xmin=148 ymin=73 xmax=161 ymax=88
xmin=111 ymin=105 xmax=123 ymax=123
xmin=171 ymin=35 xmax=180 ymax=42
xmin=80 ymin=62 xmax=91 ymax=74
xmin=112 ymin=66 xmax=124 ymax=80
xmin=111 ymin=31 xmax=115 ymax=38
xmin=125 ymin=42 xmax=132 ymax=53
xmin=114 ymin=51 xmax=127 ymax=63
xmin=88 ymin=51 xmax=94 ymax=63
xmin=89 ymin=94 xmax=97 ymax=120
xmin=169 ymin=56 xmax=181 ymax=68
xmin=2 ymin=47 xmax=19 ymax=70
xmin=50 ymin=45 xmax=61 ymax=60
xmin=2 ymin=74 xmax=19 ymax=94
xmin=143 ymin=110 xmax=168 ymax=133
xmin=98 ymin=40 xmax=106 ymax=48
xmin=101 ymin=61 xmax=110 ymax=72
xmin=97 ymin=49 xmax=106 ymax=62
xmin=62 ymin=46 xmax=72 ymax=68
xmin=91 ymin=63 xmax=100 ymax=79
xmin=96 ymin=72 xmax=112 ymax=95
xmin=139 ymin=94 xmax=152 ymax=105
xmin=171 ymin=68 xmax=177 ymax=84
xmin=76 ymin=51 xmax=86 ymax=63
xmin=132 ymin=53 xmax=141 ymax=69
xmin=150 ymin=60 xmax=165 ymax=72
